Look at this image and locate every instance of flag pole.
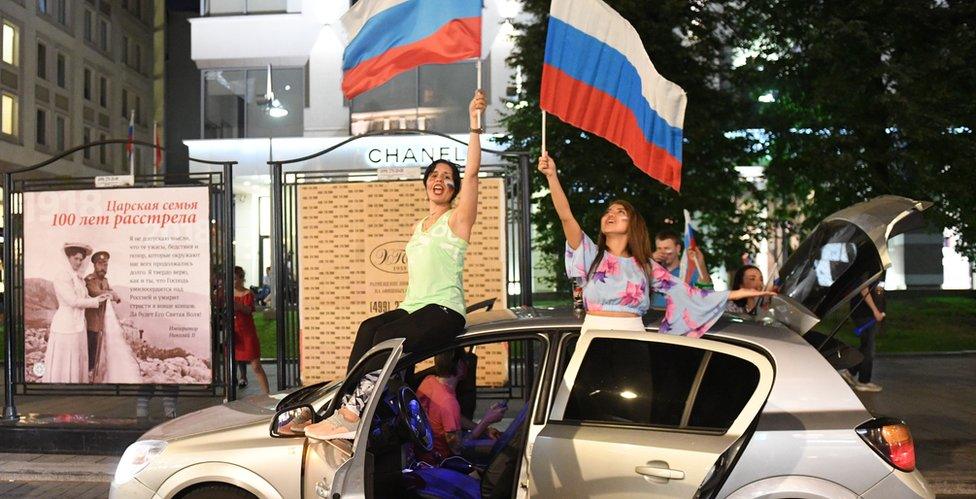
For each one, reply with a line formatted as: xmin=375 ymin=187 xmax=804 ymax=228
xmin=476 ymin=58 xmax=483 ymax=126
xmin=541 ymin=110 xmax=547 ymax=153
xmin=128 ymin=109 xmax=135 ymax=178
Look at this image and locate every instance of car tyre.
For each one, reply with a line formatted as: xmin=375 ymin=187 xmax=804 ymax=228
xmin=179 ymin=483 xmax=257 ymax=499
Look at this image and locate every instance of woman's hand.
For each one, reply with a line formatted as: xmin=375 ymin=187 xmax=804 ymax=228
xmin=729 ymin=289 xmax=777 ymax=301
xmin=538 ymin=152 xmax=557 ymax=179
xmin=469 ymin=89 xmax=487 ymax=129
xmin=97 ymin=293 xmax=112 ymax=302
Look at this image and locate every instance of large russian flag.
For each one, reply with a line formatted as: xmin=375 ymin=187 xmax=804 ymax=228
xmin=341 ymin=0 xmax=482 ymax=100
xmin=541 ymin=0 xmax=687 ymax=190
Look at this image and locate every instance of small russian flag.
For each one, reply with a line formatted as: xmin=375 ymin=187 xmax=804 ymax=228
xmin=679 ymin=209 xmax=701 ymax=285
xmin=127 ymin=110 xmax=135 ymax=174
xmin=340 ymin=0 xmax=483 ymax=100
xmin=541 ymin=0 xmax=686 ymax=190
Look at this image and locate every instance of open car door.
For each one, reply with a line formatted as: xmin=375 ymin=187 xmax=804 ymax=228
xmin=302 ymin=338 xmax=405 ymax=499
xmin=529 ymin=331 xmax=774 ymax=498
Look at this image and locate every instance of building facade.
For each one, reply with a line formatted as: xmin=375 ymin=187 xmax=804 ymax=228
xmin=0 ymin=0 xmax=158 ymax=177
xmin=185 ymin=0 xmax=525 ymax=286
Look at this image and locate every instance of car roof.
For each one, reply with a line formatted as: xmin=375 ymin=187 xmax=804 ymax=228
xmin=462 ymin=307 xmax=871 ymax=419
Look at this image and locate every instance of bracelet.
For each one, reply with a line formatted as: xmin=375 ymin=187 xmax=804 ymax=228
xmin=470 ymin=127 xmax=484 ymax=134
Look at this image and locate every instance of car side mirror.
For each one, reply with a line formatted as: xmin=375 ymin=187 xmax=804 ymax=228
xmin=270 ymin=404 xmax=315 ymax=438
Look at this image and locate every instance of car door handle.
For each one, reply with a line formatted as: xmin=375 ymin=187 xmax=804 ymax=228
xmin=636 ymin=462 xmax=685 ymax=482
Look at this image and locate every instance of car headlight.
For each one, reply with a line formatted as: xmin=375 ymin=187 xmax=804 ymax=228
xmin=114 ymin=440 xmax=167 ymax=485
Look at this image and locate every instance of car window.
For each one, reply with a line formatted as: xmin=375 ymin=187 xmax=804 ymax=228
xmin=556 ymin=338 xmax=759 ymax=432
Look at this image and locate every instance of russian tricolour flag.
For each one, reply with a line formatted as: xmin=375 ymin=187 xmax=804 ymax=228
xmin=679 ymin=209 xmax=701 ymax=284
xmin=341 ymin=0 xmax=482 ymax=100
xmin=541 ymin=0 xmax=687 ymax=190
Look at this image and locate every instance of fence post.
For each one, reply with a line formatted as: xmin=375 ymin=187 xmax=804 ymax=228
xmin=3 ymin=172 xmax=17 ymax=420
xmin=270 ymin=161 xmax=286 ymax=391
xmin=518 ymin=154 xmax=533 ymax=307
xmin=222 ymin=162 xmax=237 ymax=401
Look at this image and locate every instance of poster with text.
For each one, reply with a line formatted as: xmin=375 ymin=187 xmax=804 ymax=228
xmin=23 ymin=186 xmax=212 ymax=384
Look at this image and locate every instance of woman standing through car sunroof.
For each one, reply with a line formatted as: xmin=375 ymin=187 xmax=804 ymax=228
xmin=537 ymin=152 xmax=774 ymax=336
xmin=345 ymin=90 xmax=488 ymax=371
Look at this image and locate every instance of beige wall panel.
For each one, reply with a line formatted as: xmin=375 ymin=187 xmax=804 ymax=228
xmin=298 ymin=179 xmax=508 ymax=385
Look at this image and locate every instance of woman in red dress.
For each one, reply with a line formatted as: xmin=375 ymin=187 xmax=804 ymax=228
xmin=234 ymin=266 xmax=269 ymax=394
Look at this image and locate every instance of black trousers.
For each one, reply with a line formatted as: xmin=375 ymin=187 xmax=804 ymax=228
xmin=87 ymin=330 xmax=101 ymax=371
xmin=346 ymin=304 xmax=465 ymax=372
xmin=849 ymin=322 xmax=877 ymax=383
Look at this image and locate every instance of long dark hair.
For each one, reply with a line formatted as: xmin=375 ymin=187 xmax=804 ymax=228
xmin=731 ymin=265 xmax=762 ymax=311
xmin=586 ymin=200 xmax=654 ymax=282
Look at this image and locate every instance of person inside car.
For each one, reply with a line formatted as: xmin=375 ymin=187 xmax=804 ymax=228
xmin=416 ymin=348 xmax=507 ymax=464
xmin=537 ymin=152 xmax=775 ymax=336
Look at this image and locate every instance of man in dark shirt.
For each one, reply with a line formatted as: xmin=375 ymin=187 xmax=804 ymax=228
xmin=84 ymin=251 xmax=121 ymax=378
xmin=842 ymin=282 xmax=886 ymax=392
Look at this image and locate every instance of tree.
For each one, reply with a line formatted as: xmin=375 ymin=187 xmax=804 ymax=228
xmin=739 ymin=0 xmax=976 ymax=259
xmin=500 ymin=0 xmax=766 ymax=293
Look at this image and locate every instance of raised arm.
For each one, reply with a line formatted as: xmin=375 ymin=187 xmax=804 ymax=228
xmin=538 ymin=152 xmax=583 ymax=249
xmin=449 ymin=89 xmax=487 ymax=241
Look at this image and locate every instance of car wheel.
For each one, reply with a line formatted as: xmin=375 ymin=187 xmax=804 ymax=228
xmin=179 ymin=483 xmax=257 ymax=499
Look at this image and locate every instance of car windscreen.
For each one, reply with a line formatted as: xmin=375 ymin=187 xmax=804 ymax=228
xmin=777 ymin=220 xmax=883 ymax=318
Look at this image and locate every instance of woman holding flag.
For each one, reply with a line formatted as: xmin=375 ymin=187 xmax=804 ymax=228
xmin=345 ymin=90 xmax=487 ymax=370
xmin=537 ymin=152 xmax=774 ymax=337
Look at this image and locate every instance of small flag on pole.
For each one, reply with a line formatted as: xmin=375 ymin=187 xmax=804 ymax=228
xmin=541 ymin=0 xmax=686 ymax=190
xmin=340 ymin=0 xmax=483 ymax=99
xmin=127 ymin=110 xmax=135 ymax=176
xmin=678 ymin=209 xmax=701 ymax=285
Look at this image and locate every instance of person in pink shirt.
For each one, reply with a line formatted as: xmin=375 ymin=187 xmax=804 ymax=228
xmin=416 ymin=348 xmax=506 ymax=463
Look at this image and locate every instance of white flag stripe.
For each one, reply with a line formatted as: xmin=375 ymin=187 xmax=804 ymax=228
xmin=340 ymin=0 xmax=412 ymax=43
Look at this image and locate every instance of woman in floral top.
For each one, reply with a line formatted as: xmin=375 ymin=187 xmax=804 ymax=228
xmin=538 ymin=153 xmax=774 ymax=336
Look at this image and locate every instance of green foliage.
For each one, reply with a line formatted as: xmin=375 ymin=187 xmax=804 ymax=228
xmin=738 ymin=0 xmax=976 ymax=258
xmin=500 ymin=0 xmax=766 ymax=292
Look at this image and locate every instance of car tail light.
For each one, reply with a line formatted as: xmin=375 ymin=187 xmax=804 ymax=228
xmin=856 ymin=417 xmax=916 ymax=472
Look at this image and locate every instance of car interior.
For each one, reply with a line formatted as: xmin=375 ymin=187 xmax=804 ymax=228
xmin=326 ymin=336 xmax=544 ymax=499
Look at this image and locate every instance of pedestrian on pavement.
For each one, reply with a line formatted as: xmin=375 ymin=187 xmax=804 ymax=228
xmin=234 ymin=266 xmax=269 ymax=394
xmin=842 ymin=281 xmax=887 ymax=392
xmin=536 ymin=152 xmax=773 ymax=337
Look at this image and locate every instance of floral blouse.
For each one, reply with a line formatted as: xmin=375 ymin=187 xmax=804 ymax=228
xmin=566 ymin=233 xmax=729 ymax=338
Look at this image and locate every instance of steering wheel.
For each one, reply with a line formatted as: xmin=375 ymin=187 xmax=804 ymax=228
xmin=397 ymin=386 xmax=434 ymax=452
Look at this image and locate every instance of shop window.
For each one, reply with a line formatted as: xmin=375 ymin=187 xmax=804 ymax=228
xmin=203 ymin=67 xmax=303 ymax=139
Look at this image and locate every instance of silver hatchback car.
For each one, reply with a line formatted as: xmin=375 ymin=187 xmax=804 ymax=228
xmin=110 ymin=196 xmax=935 ymax=498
